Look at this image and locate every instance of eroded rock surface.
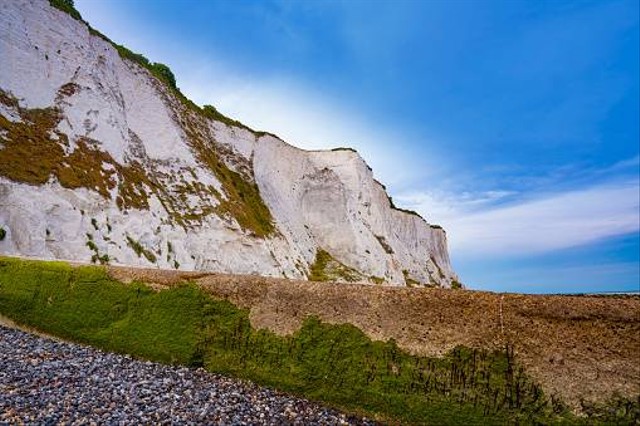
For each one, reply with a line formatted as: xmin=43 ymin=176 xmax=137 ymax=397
xmin=0 ymin=0 xmax=458 ymax=287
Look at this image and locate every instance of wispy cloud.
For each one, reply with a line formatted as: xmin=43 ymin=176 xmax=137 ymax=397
xmin=396 ymin=179 xmax=640 ymax=256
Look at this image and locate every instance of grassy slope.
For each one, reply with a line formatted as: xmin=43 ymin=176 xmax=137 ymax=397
xmin=0 ymin=257 xmax=637 ymax=425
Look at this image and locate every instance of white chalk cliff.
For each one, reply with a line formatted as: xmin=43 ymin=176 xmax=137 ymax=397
xmin=0 ymin=0 xmax=459 ymax=287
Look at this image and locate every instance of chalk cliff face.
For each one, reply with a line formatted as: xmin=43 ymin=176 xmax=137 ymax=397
xmin=0 ymin=0 xmax=459 ymax=287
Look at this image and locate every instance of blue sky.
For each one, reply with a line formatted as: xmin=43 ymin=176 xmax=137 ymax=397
xmin=76 ymin=0 xmax=639 ymax=293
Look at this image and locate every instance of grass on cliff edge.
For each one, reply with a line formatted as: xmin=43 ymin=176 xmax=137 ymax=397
xmin=0 ymin=257 xmax=637 ymax=425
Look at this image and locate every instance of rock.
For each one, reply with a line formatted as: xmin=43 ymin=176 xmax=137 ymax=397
xmin=0 ymin=325 xmax=376 ymax=425
xmin=0 ymin=0 xmax=458 ymax=288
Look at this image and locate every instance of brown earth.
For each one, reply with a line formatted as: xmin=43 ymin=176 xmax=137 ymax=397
xmin=107 ymin=265 xmax=640 ymax=410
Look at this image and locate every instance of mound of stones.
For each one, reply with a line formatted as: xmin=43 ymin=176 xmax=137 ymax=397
xmin=0 ymin=326 xmax=375 ymax=425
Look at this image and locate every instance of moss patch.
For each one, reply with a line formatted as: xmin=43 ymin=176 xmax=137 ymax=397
xmin=181 ymin=115 xmax=275 ymax=237
xmin=370 ymin=276 xmax=385 ymax=285
xmin=308 ymin=249 xmax=363 ymax=283
xmin=402 ymin=269 xmax=421 ymax=287
xmin=49 ymin=0 xmax=81 ymax=20
xmin=0 ymin=89 xmax=274 ymax=236
xmin=126 ymin=236 xmax=157 ymax=264
xmin=0 ymin=90 xmax=141 ymax=204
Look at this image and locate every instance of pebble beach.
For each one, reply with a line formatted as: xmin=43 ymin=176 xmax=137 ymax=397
xmin=0 ymin=325 xmax=376 ymax=425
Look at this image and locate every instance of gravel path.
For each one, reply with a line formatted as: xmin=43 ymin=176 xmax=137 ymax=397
xmin=0 ymin=326 xmax=376 ymax=425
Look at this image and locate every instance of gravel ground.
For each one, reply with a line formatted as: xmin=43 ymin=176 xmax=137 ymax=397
xmin=0 ymin=325 xmax=377 ymax=425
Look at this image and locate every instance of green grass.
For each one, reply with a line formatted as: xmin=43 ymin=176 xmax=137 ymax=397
xmin=0 ymin=257 xmax=637 ymax=425
xmin=49 ymin=0 xmax=81 ymax=20
xmin=0 ymin=257 xmax=199 ymax=364
xmin=308 ymin=249 xmax=362 ymax=282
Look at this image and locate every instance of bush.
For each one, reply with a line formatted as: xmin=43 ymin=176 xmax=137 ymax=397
xmin=126 ymin=236 xmax=157 ymax=263
xmin=451 ymin=280 xmax=463 ymax=290
xmin=202 ymin=105 xmax=253 ymax=132
xmin=49 ymin=0 xmax=82 ymax=20
xmin=308 ymin=249 xmax=361 ymax=282
xmin=150 ymin=63 xmax=176 ymax=90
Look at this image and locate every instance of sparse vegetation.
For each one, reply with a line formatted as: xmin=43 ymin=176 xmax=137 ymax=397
xmin=85 ymin=234 xmax=108 ymax=265
xmin=85 ymin=240 xmax=98 ymax=252
xmin=370 ymin=276 xmax=385 ymax=285
xmin=0 ymin=89 xmax=273 ymax=235
xmin=330 ymin=147 xmax=357 ymax=153
xmin=375 ymin=235 xmax=394 ymax=254
xmin=384 ymin=194 xmax=425 ymax=219
xmin=115 ymin=45 xmax=177 ymax=91
xmin=402 ymin=269 xmax=420 ymax=287
xmin=49 ymin=0 xmax=81 ymax=20
xmin=3 ymin=0 xmax=280 ymax=238
xmin=185 ymin=124 xmax=275 ymax=237
xmin=451 ymin=280 xmax=463 ymax=290
xmin=201 ymin=105 xmax=254 ymax=133
xmin=91 ymin=218 xmax=98 ymax=230
xmin=2 ymin=257 xmax=635 ymax=424
xmin=126 ymin=236 xmax=157 ymax=264
xmin=48 ymin=0 xmax=262 ymax=138
xmin=308 ymin=249 xmax=362 ymax=282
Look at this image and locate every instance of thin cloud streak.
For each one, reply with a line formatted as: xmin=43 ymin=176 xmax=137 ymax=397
xmin=398 ymin=180 xmax=640 ymax=256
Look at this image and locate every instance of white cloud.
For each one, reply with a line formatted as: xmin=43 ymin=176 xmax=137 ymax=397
xmin=397 ymin=180 xmax=640 ymax=256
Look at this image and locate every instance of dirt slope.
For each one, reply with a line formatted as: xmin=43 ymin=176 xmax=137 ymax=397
xmin=108 ymin=265 xmax=640 ymax=410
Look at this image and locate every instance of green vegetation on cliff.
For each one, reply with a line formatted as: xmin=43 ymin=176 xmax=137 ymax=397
xmin=0 ymin=257 xmax=637 ymax=425
xmin=308 ymin=249 xmax=362 ymax=282
xmin=16 ymin=3 xmax=278 ymax=238
xmin=49 ymin=0 xmax=81 ymax=20
xmin=0 ymin=87 xmax=274 ymax=236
